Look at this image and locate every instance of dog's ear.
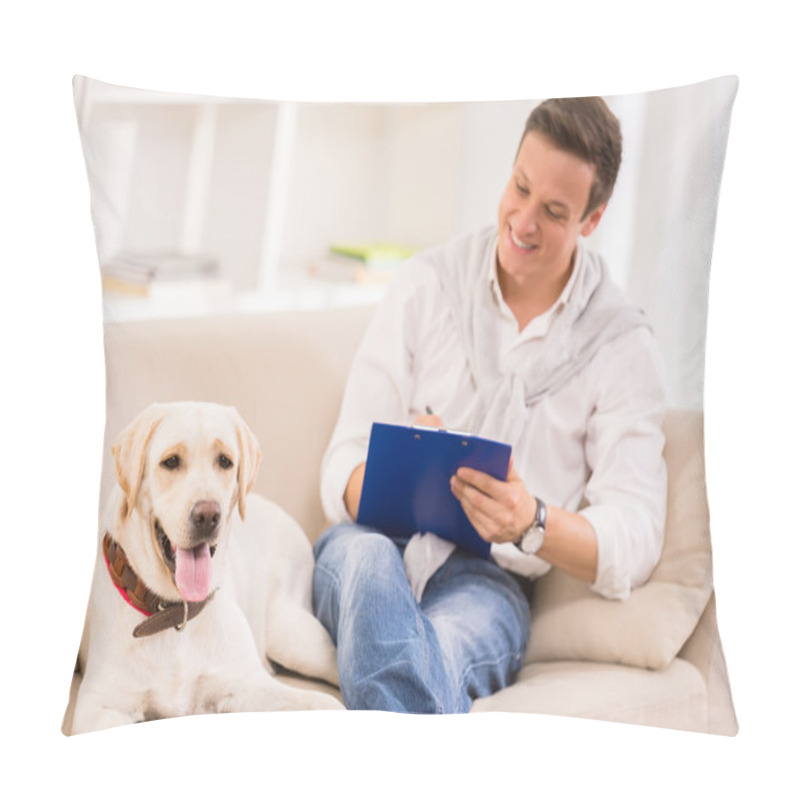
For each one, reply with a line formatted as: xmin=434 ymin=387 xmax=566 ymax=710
xmin=233 ymin=410 xmax=262 ymax=520
xmin=112 ymin=403 xmax=166 ymax=518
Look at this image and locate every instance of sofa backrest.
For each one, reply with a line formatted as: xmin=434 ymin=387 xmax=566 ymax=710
xmin=101 ymin=305 xmax=376 ymax=539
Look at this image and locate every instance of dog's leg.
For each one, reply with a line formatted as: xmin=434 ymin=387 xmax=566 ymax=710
xmin=246 ymin=683 xmax=343 ymax=712
xmin=263 ymin=603 xmax=340 ymax=686
xmin=204 ymin=673 xmax=343 ymax=713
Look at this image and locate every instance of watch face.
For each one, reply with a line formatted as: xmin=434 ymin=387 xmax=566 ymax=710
xmin=521 ymin=526 xmax=545 ymax=554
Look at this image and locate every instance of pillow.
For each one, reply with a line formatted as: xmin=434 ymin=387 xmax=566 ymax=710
xmin=66 ymin=75 xmax=738 ymax=736
xmin=527 ymin=409 xmax=713 ymax=670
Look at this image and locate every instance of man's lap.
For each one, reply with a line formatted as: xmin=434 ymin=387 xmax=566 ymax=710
xmin=312 ymin=522 xmax=531 ymax=711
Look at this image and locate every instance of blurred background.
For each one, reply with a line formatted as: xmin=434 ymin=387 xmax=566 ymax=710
xmin=73 ymin=75 xmax=737 ymax=409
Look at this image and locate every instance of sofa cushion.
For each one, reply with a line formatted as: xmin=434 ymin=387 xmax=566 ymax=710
xmin=526 ymin=409 xmax=713 ymax=670
xmin=472 ymin=658 xmax=708 ymax=733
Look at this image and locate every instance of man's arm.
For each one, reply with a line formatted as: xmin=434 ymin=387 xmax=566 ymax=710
xmin=343 ymin=462 xmax=366 ymax=520
xmin=320 ymin=263 xmax=437 ymax=525
xmin=453 ymin=326 xmax=667 ymax=597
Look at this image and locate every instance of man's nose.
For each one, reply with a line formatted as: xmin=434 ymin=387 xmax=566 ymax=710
xmin=516 ymin=204 xmax=540 ymax=233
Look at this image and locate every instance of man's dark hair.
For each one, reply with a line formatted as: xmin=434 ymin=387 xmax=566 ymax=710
xmin=521 ymin=97 xmax=623 ymax=219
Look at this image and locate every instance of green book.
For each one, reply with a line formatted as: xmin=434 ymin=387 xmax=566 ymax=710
xmin=329 ymin=242 xmax=415 ymax=268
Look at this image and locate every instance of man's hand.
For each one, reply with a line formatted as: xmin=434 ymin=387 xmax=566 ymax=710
xmin=413 ymin=412 xmax=444 ymax=429
xmin=450 ymin=458 xmax=536 ymax=545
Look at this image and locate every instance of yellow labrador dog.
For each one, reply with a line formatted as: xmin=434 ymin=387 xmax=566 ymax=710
xmin=71 ymin=401 xmax=342 ymax=734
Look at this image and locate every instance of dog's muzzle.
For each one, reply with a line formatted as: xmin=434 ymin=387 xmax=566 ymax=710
xmin=154 ymin=509 xmax=220 ymax=604
xmin=155 ymin=514 xmax=220 ymax=574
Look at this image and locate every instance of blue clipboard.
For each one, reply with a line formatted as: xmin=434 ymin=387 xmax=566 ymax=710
xmin=356 ymin=422 xmax=512 ymax=558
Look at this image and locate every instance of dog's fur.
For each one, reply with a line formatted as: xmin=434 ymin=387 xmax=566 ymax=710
xmin=72 ymin=401 xmax=342 ymax=734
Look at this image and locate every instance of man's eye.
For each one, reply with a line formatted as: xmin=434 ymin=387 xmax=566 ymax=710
xmin=160 ymin=455 xmax=180 ymax=470
xmin=545 ymin=206 xmax=565 ymax=220
xmin=516 ymin=183 xmax=529 ymax=196
xmin=218 ymin=454 xmax=234 ymax=470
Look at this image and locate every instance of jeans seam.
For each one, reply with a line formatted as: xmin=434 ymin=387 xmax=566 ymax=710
xmin=317 ymin=553 xmax=446 ymax=713
xmin=314 ymin=560 xmax=342 ymax=592
xmin=414 ymin=604 xmax=446 ymax=714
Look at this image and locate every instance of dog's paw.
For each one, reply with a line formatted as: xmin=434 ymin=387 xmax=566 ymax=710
xmin=71 ymin=704 xmax=137 ymax=735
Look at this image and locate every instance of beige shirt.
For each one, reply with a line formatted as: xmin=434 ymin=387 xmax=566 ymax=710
xmin=321 ymin=231 xmax=667 ymax=600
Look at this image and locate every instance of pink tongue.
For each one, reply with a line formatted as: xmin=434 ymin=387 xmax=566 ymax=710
xmin=174 ymin=543 xmax=212 ymax=602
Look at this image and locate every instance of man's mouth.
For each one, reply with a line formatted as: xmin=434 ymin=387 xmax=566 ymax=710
xmin=509 ymin=227 xmax=537 ymax=251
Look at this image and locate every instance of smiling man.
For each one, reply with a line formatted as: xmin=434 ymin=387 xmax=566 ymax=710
xmin=495 ymin=128 xmax=607 ymax=327
xmin=313 ymin=98 xmax=667 ymax=713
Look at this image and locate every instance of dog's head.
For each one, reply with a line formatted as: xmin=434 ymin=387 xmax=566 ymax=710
xmin=110 ymin=402 xmax=262 ymax=603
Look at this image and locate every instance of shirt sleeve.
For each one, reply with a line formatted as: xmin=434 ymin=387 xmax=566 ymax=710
xmin=319 ymin=259 xmax=435 ymax=524
xmin=578 ymin=325 xmax=668 ymax=600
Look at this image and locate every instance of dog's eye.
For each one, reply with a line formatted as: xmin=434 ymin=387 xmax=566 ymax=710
xmin=218 ymin=454 xmax=234 ymax=470
xmin=160 ymin=455 xmax=181 ymax=470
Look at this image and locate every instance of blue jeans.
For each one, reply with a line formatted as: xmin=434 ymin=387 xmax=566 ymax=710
xmin=312 ymin=522 xmax=531 ymax=713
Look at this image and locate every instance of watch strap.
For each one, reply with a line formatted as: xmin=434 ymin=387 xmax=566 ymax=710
xmin=533 ymin=496 xmax=546 ymax=532
xmin=515 ymin=497 xmax=546 ymax=553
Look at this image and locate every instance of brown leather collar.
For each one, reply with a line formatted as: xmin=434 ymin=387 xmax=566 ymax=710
xmin=103 ymin=532 xmax=214 ymax=638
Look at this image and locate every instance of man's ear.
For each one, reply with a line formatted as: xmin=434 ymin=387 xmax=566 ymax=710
xmin=580 ymin=202 xmax=607 ymax=238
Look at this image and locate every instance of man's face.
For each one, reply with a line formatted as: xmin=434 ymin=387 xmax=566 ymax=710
xmin=496 ymin=131 xmax=605 ymax=290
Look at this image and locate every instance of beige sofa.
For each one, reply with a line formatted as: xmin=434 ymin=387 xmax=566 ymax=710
xmin=63 ymin=303 xmax=737 ymax=735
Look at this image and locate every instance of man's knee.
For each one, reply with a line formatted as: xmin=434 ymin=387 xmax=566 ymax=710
xmin=315 ymin=525 xmax=405 ymax=600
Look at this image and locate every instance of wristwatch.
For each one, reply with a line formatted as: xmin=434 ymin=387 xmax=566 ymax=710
xmin=515 ymin=497 xmax=547 ymax=555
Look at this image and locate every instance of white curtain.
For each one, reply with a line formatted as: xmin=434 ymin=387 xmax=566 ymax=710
xmin=598 ymin=78 xmax=738 ymax=409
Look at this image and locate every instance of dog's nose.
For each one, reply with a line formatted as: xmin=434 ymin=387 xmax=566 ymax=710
xmin=191 ymin=500 xmax=221 ymax=539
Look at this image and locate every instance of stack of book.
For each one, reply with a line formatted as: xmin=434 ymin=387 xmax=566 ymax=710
xmin=100 ymin=253 xmax=219 ymax=297
xmin=309 ymin=242 xmax=415 ymax=285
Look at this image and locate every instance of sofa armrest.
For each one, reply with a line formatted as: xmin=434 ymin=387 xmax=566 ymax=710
xmin=677 ymin=591 xmax=738 ymax=735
